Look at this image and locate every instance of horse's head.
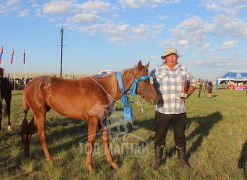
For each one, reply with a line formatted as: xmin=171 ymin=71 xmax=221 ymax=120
xmin=134 ymin=60 xmax=158 ymax=104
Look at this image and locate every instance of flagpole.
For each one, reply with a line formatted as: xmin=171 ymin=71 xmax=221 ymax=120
xmin=25 ymin=63 xmax=26 ymax=86
xmin=0 ymin=46 xmax=3 ymax=69
xmin=13 ymin=59 xmax=15 ymax=91
xmin=60 ymin=28 xmax=64 ymax=78
xmin=24 ymin=49 xmax=26 ymax=86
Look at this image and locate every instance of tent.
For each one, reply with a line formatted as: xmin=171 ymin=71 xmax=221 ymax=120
xmin=216 ymin=70 xmax=247 ymax=89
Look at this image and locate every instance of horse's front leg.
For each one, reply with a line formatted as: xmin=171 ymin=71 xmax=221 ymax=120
xmin=102 ymin=121 xmax=119 ymax=169
xmin=86 ymin=116 xmax=99 ymax=172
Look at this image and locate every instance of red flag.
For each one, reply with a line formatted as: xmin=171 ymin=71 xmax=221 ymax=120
xmin=0 ymin=46 xmax=3 ymax=64
xmin=23 ymin=49 xmax=26 ymax=64
xmin=10 ymin=48 xmax=14 ymax=64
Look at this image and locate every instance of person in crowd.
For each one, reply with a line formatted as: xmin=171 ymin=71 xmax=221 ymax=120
xmin=207 ymin=81 xmax=213 ymax=98
xmin=198 ymin=79 xmax=203 ymax=98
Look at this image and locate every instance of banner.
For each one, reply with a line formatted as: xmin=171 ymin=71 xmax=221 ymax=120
xmin=0 ymin=46 xmax=3 ymax=64
xmin=10 ymin=48 xmax=14 ymax=64
xmin=23 ymin=49 xmax=26 ymax=64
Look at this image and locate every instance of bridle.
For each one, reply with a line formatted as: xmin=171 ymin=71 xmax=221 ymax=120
xmin=131 ymin=69 xmax=156 ymax=101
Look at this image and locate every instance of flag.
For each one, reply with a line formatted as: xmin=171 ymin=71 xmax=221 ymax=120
xmin=23 ymin=49 xmax=26 ymax=64
xmin=0 ymin=46 xmax=3 ymax=64
xmin=10 ymin=48 xmax=14 ymax=64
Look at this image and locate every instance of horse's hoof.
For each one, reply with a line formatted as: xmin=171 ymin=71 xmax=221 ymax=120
xmin=111 ymin=161 xmax=119 ymax=170
xmin=47 ymin=159 xmax=53 ymax=165
xmin=87 ymin=165 xmax=94 ymax=173
xmin=8 ymin=126 xmax=12 ymax=132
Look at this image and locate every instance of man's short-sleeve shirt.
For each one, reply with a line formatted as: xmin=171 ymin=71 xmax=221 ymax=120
xmin=150 ymin=64 xmax=195 ymax=114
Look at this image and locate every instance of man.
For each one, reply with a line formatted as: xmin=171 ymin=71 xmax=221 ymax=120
xmin=151 ymin=47 xmax=195 ymax=169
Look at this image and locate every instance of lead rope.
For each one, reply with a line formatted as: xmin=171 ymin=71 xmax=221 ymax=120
xmin=134 ymin=98 xmax=144 ymax=113
xmin=89 ymin=75 xmax=145 ymax=117
xmin=89 ymin=76 xmax=119 ymax=103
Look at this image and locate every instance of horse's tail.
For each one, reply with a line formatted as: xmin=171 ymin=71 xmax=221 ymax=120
xmin=22 ymin=90 xmax=30 ymax=115
xmin=21 ymin=90 xmax=30 ymax=145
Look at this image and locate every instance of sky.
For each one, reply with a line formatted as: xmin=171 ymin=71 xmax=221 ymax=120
xmin=1 ymin=0 xmax=247 ymax=81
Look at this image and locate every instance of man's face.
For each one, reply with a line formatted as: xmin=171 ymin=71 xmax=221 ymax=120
xmin=165 ymin=54 xmax=178 ymax=67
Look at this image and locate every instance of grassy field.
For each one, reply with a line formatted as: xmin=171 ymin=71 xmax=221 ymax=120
xmin=0 ymin=89 xmax=247 ymax=179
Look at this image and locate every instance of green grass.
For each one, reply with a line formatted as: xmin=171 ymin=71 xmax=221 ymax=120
xmin=0 ymin=89 xmax=247 ymax=179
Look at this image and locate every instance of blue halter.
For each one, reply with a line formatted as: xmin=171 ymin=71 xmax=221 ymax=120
xmin=116 ymin=71 xmax=149 ymax=123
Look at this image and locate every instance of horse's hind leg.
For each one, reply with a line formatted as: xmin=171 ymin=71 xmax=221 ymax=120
xmin=0 ymin=101 xmax=2 ymax=130
xmin=20 ymin=116 xmax=35 ymax=158
xmin=101 ymin=120 xmax=119 ymax=169
xmin=34 ymin=112 xmax=52 ymax=163
xmin=5 ymin=98 xmax=11 ymax=130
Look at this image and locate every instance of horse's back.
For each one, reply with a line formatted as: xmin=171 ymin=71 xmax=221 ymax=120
xmin=23 ymin=76 xmax=110 ymax=120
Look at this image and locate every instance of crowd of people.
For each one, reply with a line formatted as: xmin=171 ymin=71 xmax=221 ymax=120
xmin=4 ymin=74 xmax=79 ymax=90
xmin=5 ymin=77 xmax=33 ymax=90
xmin=197 ymin=79 xmax=214 ymax=98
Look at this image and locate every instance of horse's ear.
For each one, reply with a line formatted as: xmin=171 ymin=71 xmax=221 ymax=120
xmin=137 ymin=60 xmax=143 ymax=70
xmin=145 ymin=61 xmax=150 ymax=69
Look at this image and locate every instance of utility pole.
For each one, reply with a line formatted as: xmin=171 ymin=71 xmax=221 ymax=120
xmin=60 ymin=28 xmax=64 ymax=78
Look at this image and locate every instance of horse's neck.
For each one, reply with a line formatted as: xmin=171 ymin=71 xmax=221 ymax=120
xmin=92 ymin=74 xmax=118 ymax=99
xmin=114 ymin=68 xmax=134 ymax=100
xmin=92 ymin=68 xmax=135 ymax=101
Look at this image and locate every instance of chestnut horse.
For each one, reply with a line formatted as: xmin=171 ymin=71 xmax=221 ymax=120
xmin=20 ymin=61 xmax=158 ymax=172
xmin=0 ymin=77 xmax=12 ymax=131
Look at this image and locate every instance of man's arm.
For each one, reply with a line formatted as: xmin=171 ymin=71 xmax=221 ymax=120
xmin=186 ymin=85 xmax=195 ymax=98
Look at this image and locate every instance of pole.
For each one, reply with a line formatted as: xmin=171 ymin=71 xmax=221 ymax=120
xmin=14 ymin=55 xmax=15 ymax=91
xmin=24 ymin=49 xmax=26 ymax=86
xmin=60 ymin=28 xmax=63 ymax=78
xmin=25 ymin=61 xmax=26 ymax=86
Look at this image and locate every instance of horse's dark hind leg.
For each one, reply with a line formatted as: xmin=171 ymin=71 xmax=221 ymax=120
xmin=5 ymin=98 xmax=11 ymax=130
xmin=21 ymin=113 xmax=36 ymax=158
xmin=0 ymin=101 xmax=2 ymax=130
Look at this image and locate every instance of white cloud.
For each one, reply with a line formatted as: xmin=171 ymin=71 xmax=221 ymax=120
xmin=192 ymin=59 xmax=239 ymax=68
xmin=75 ymin=22 xmax=164 ymax=45
xmin=201 ymin=0 xmax=247 ymax=16
xmin=179 ymin=39 xmax=188 ymax=45
xmin=70 ymin=14 xmax=101 ymax=23
xmin=160 ymin=16 xmax=214 ymax=50
xmin=6 ymin=0 xmax=20 ymax=6
xmin=118 ymin=0 xmax=180 ymax=8
xmin=213 ymin=15 xmax=247 ymax=38
xmin=204 ymin=3 xmax=221 ymax=12
xmin=43 ymin=1 xmax=74 ymax=14
xmin=0 ymin=0 xmax=19 ymax=13
xmin=76 ymin=0 xmax=111 ymax=14
xmin=219 ymin=40 xmax=238 ymax=50
xmin=18 ymin=9 xmax=29 ymax=17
